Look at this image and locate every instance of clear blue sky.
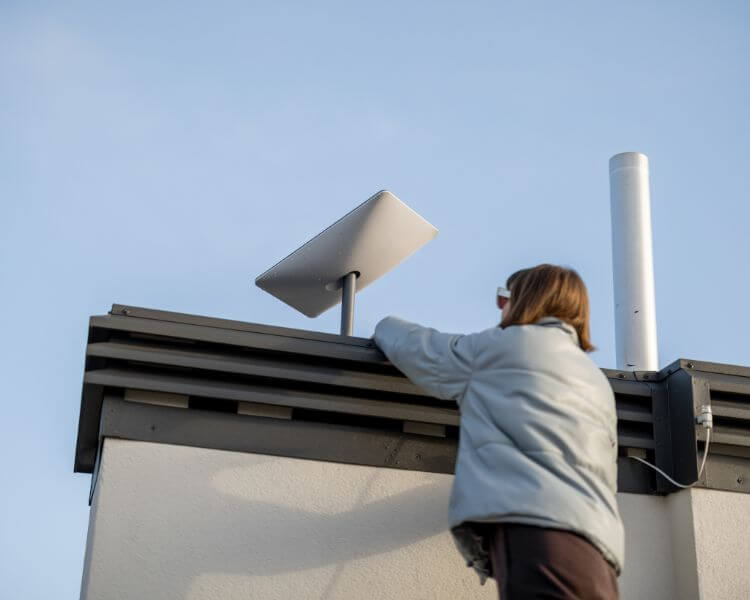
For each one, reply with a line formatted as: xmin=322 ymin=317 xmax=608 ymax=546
xmin=1 ymin=2 xmax=748 ymax=597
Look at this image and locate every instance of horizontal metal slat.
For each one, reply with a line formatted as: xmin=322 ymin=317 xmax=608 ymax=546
xmin=617 ymin=435 xmax=655 ymax=450
xmin=706 ymin=375 xmax=750 ymax=449
xmin=706 ymin=372 xmax=750 ymax=396
xmin=95 ymin=315 xmax=661 ymax=386
xmin=100 ymin=396 xmax=458 ymax=475
xmin=84 ymin=367 xmax=460 ymax=426
xmin=708 ymin=426 xmax=750 ymax=448
xmin=90 ymin=315 xmax=387 ymax=364
xmin=617 ymin=416 xmax=656 ymax=449
xmin=607 ymin=378 xmax=654 ymax=396
xmin=110 ymin=304 xmax=375 ymax=347
xmin=87 ymin=340 xmax=427 ymax=397
xmin=96 ymin=397 xmax=654 ymax=493
xmin=616 ymin=408 xmax=653 ymax=424
xmin=710 ymin=399 xmax=750 ymax=422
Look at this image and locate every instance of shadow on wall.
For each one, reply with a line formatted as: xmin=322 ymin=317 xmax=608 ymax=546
xmin=92 ymin=442 xmax=456 ymax=599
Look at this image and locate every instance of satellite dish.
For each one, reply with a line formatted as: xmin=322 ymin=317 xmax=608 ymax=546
xmin=255 ymin=190 xmax=438 ymax=335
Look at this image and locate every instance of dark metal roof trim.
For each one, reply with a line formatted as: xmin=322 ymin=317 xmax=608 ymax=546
xmin=86 ymin=339 xmax=426 ymax=396
xmin=85 ymin=367 xmax=460 ymax=427
xmin=658 ymin=358 xmax=750 ymax=380
xmin=110 ymin=304 xmax=375 ymax=348
xmin=92 ymin=313 xmax=385 ymax=364
xmin=74 ymin=304 xmax=750 ymax=496
xmin=95 ymin=396 xmax=653 ymax=501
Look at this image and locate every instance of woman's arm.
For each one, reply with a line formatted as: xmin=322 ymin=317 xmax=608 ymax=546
xmin=373 ymin=316 xmax=477 ymax=403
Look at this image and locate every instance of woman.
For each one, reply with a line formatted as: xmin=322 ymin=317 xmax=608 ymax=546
xmin=373 ymin=264 xmax=623 ymax=599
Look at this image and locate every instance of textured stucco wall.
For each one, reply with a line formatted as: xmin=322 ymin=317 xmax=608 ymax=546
xmin=616 ymin=493 xmax=677 ymax=599
xmin=80 ymin=439 xmax=750 ymax=600
xmin=691 ymin=488 xmax=750 ymax=600
xmin=81 ymin=438 xmax=496 ymax=600
xmin=614 ymin=486 xmax=750 ymax=600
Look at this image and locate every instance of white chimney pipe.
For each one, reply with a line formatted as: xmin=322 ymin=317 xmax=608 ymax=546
xmin=609 ymin=152 xmax=659 ymax=371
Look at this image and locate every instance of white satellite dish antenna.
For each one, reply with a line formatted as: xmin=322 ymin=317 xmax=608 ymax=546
xmin=255 ymin=190 xmax=438 ymax=336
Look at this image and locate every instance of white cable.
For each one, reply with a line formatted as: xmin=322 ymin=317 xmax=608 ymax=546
xmin=696 ymin=427 xmax=711 ymax=478
xmin=628 ymin=404 xmax=712 ymax=488
xmin=629 ymin=429 xmax=711 ymax=489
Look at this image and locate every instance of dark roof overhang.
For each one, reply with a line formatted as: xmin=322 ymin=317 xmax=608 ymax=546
xmin=74 ymin=304 xmax=750 ymax=500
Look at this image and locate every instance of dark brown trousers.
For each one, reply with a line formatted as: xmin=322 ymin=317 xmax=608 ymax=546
xmin=484 ymin=524 xmax=619 ymax=600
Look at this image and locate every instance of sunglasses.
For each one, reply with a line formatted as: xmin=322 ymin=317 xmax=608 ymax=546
xmin=496 ymin=286 xmax=511 ymax=310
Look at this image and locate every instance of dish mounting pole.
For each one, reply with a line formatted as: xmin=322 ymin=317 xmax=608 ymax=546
xmin=340 ymin=272 xmax=357 ymax=336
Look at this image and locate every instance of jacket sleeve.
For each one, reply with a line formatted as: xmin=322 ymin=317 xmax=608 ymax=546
xmin=373 ymin=316 xmax=477 ymax=404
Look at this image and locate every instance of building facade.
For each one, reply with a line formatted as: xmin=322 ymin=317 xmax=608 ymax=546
xmin=75 ymin=305 xmax=750 ymax=599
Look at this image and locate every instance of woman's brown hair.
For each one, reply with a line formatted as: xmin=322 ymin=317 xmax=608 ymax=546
xmin=500 ymin=264 xmax=595 ymax=352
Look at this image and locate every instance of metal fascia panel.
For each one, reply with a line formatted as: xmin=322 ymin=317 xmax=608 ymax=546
xmin=109 ymin=304 xmax=374 ymax=347
xmin=86 ymin=340 xmax=425 ymax=397
xmin=91 ymin=315 xmax=386 ymax=364
xmin=85 ymin=367 xmax=460 ymax=427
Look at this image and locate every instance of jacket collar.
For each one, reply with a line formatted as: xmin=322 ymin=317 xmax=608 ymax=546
xmin=534 ymin=316 xmax=580 ymax=346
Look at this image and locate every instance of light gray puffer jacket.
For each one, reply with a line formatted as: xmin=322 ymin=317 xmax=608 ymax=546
xmin=373 ymin=315 xmax=624 ymax=584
